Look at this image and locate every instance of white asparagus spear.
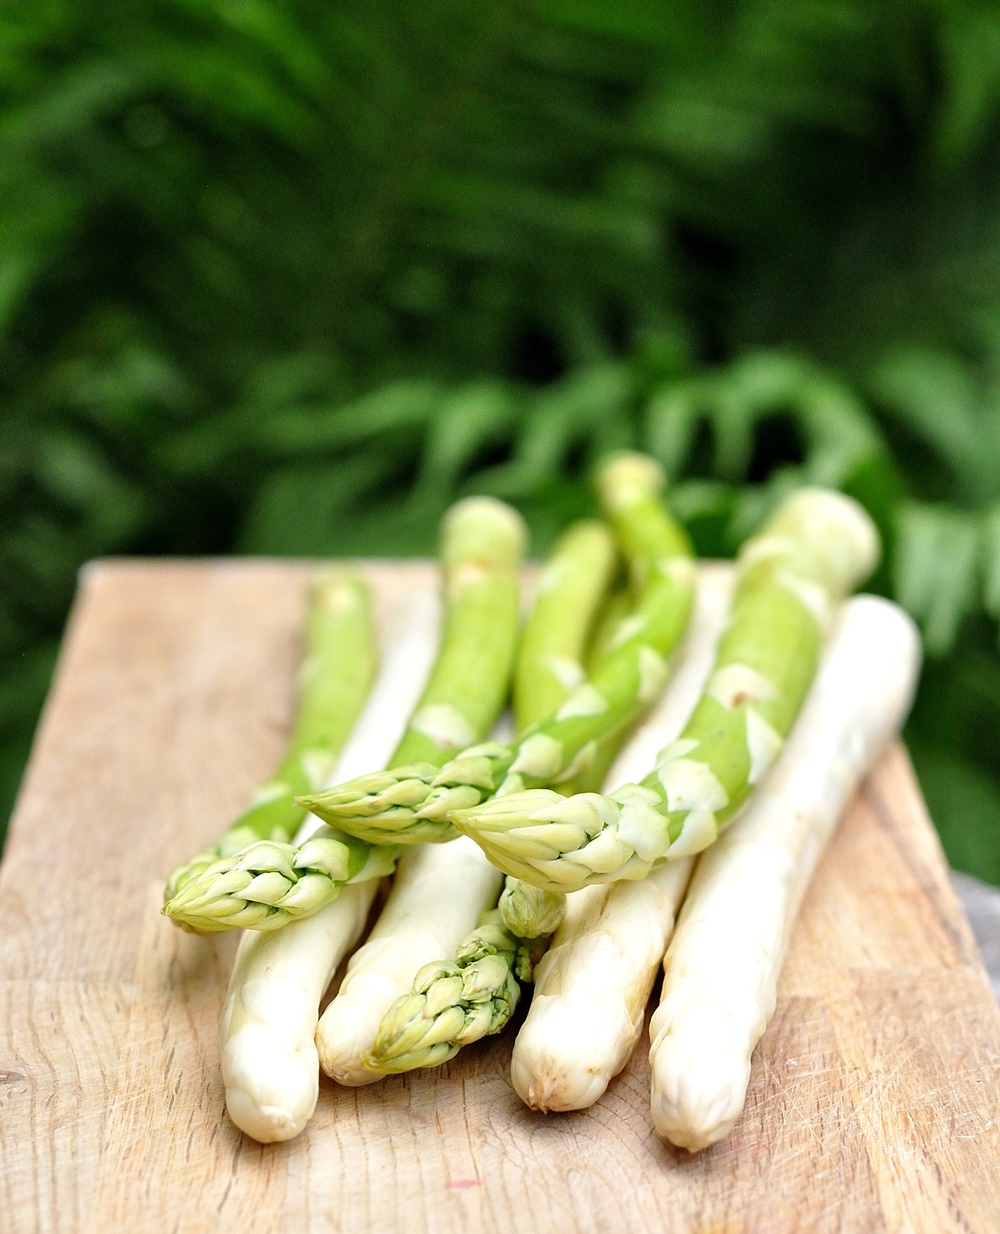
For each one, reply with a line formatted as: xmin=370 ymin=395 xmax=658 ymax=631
xmin=648 ymin=594 xmax=921 ymax=1151
xmin=510 ymin=564 xmax=733 ymax=1111
xmin=316 ymin=836 xmax=504 ymax=1085
xmin=220 ymin=589 xmax=441 ymax=1143
xmin=219 ymin=878 xmax=380 ymax=1143
xmin=318 ymin=710 xmax=517 ymax=1084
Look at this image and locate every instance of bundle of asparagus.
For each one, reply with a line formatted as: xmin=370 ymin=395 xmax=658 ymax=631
xmin=351 ymin=519 xmax=628 ymax=1079
xmin=296 ymin=452 xmax=696 ymax=844
xmin=163 ymin=495 xmax=525 ymax=933
xmin=316 ymin=517 xmax=617 ymax=1086
xmin=161 ymin=450 xmax=921 ymax=1154
xmin=450 ymin=488 xmax=881 ymax=892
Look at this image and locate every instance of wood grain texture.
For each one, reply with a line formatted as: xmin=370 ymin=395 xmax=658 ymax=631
xmin=2 ymin=559 xmax=999 ymax=1234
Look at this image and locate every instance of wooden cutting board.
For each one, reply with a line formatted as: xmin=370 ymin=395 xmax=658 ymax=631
xmin=2 ymin=559 xmax=999 ymax=1234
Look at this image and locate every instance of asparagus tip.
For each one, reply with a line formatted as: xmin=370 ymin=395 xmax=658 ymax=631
xmin=593 ymin=451 xmax=665 ymax=512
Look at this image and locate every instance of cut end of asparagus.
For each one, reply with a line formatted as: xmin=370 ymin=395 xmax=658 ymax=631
xmin=223 ymin=1024 xmax=320 ymax=1143
xmin=307 ymin=568 xmax=371 ymax=615
xmin=753 ymin=487 xmax=881 ymax=597
xmin=441 ymin=496 xmax=528 ymax=574
xmin=593 ymin=451 xmax=665 ymax=513
xmin=226 ymin=1099 xmax=310 ymax=1144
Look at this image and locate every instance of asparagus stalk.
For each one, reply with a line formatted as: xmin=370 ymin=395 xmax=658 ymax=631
xmin=298 ymin=451 xmax=695 ymax=845
xmin=510 ymin=564 xmax=732 ymax=1110
xmin=451 ymin=488 xmax=880 ymax=893
xmin=164 ymin=570 xmax=377 ymax=905
xmin=513 ymin=519 xmax=617 ymax=729
xmin=163 ymin=496 xmax=527 ymax=933
xmin=371 ymin=496 xmax=525 ymax=768
xmin=218 ymin=589 xmax=444 ymax=1142
xmin=499 ymin=518 xmax=619 ymax=938
xmin=649 ymin=595 xmax=921 ymax=1151
xmin=582 ymin=586 xmax=633 ymax=676
xmin=221 ymin=878 xmax=381 ymax=1143
xmin=318 ymin=521 xmax=618 ymax=1080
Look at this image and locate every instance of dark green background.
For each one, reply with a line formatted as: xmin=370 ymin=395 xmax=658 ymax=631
xmin=2 ymin=1 xmax=999 ymax=882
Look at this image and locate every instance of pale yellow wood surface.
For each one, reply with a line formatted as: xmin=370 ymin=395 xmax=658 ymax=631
xmin=2 ymin=559 xmax=1000 ymax=1234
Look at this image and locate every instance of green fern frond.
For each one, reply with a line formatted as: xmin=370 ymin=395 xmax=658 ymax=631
xmin=895 ymin=503 xmax=981 ymax=657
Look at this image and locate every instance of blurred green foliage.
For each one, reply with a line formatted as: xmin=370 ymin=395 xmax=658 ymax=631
xmin=2 ymin=0 xmax=999 ymax=882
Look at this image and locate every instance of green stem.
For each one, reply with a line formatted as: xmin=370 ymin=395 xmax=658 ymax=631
xmin=164 ymin=570 xmax=377 ymax=902
xmin=514 ymin=519 xmax=617 ymax=731
xmin=380 ymin=497 xmax=526 ymax=768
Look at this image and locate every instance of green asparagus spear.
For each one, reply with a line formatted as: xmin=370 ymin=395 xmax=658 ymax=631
xmin=298 ymin=452 xmax=696 ymax=845
xmin=383 ymin=497 xmax=526 ymax=767
xmin=451 ymin=488 xmax=880 ymax=893
xmin=337 ymin=518 xmax=617 ymax=1074
xmin=164 ymin=570 xmax=377 ymax=905
xmin=163 ymin=833 xmax=401 ymax=934
xmin=501 ymin=517 xmax=619 ymax=937
xmin=582 ymin=585 xmax=632 ymax=676
xmin=162 ymin=497 xmax=527 ymax=933
xmin=364 ymin=911 xmax=546 ymax=1074
xmin=514 ymin=519 xmax=617 ymax=729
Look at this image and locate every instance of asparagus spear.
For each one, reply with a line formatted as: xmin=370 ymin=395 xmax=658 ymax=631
xmin=500 ymin=518 xmax=619 ymax=938
xmin=298 ymin=451 xmax=696 ymax=844
xmin=513 ymin=518 xmax=617 ymax=729
xmin=322 ymin=498 xmax=672 ymax=1079
xmin=220 ymin=588 xmax=443 ymax=1142
xmin=510 ymin=563 xmax=732 ymax=1111
xmin=221 ymin=877 xmax=382 ymax=1143
xmin=451 ymin=488 xmax=880 ymax=893
xmin=372 ymin=496 xmax=525 ymax=768
xmin=329 ymin=490 xmax=678 ymax=1056
xmin=164 ymin=570 xmax=377 ymax=905
xmin=163 ymin=496 xmax=527 ymax=933
xmin=649 ymin=595 xmax=921 ymax=1151
xmin=318 ymin=520 xmax=619 ymax=1081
